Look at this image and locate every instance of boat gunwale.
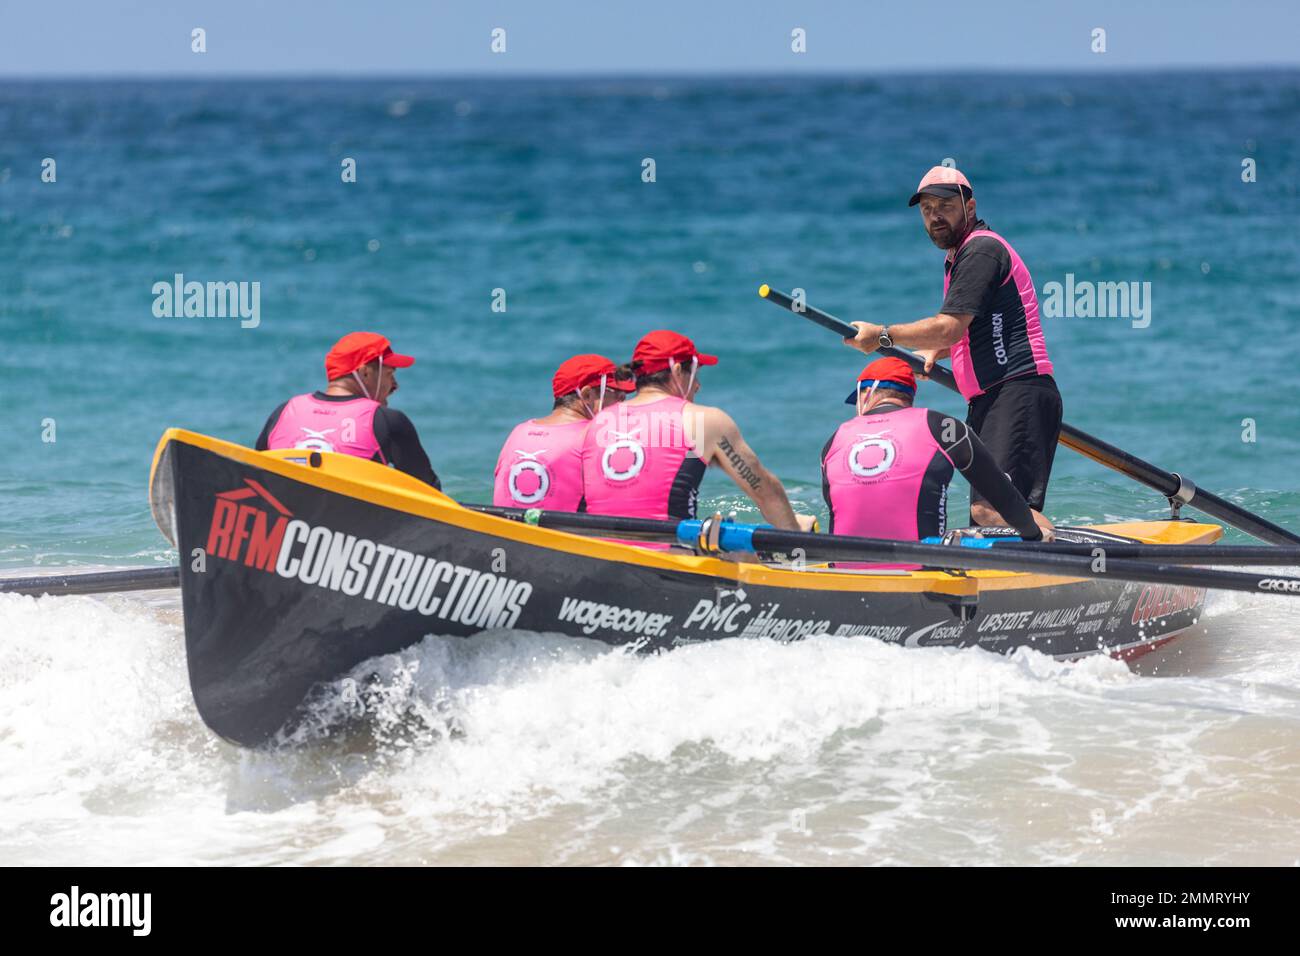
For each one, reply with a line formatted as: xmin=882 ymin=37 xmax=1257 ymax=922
xmin=149 ymin=428 xmax=1222 ymax=598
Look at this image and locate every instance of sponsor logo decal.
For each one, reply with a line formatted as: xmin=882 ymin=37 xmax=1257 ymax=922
xmin=978 ymin=604 xmax=1096 ymax=634
xmin=977 ymin=610 xmax=1036 ymax=633
xmin=1130 ymin=585 xmax=1205 ymax=625
xmin=680 ymin=596 xmax=912 ymax=643
xmin=903 ymin=620 xmax=969 ymax=647
xmin=1029 ymin=605 xmax=1084 ymax=629
xmin=557 ymin=598 xmax=672 ymax=637
xmin=204 ymin=484 xmax=533 ymax=626
xmin=990 ymin=311 xmax=1008 ymax=365
xmin=1258 ymin=577 xmax=1300 ymax=594
xmin=736 ymin=604 xmax=832 ymax=641
xmin=206 ymin=478 xmax=293 ymax=571
xmin=683 ymin=590 xmax=751 ymax=633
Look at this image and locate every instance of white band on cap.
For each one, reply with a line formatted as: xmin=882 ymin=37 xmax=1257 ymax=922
xmin=575 ymin=373 xmax=609 ymax=419
xmin=351 ymin=352 xmax=383 ymax=400
xmin=669 ymin=356 xmax=700 ymax=399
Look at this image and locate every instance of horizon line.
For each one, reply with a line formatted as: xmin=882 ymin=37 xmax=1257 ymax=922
xmin=2 ymin=63 xmax=1299 ymax=82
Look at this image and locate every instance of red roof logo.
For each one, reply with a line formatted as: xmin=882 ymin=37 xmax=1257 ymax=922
xmin=215 ymin=479 xmax=293 ymax=517
xmin=207 ymin=479 xmax=294 ymax=572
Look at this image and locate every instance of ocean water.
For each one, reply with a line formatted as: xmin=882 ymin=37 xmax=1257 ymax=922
xmin=2 ymin=73 xmax=1299 ymax=865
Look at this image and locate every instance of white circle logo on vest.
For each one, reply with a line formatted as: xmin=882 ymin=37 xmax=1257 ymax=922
xmin=849 ymin=437 xmax=896 ymax=478
xmin=508 ymin=458 xmax=551 ymax=504
xmin=294 ymin=427 xmax=338 ymax=453
xmin=602 ymin=436 xmax=646 ymax=482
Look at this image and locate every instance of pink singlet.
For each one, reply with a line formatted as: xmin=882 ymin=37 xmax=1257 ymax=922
xmin=492 ymin=418 xmax=589 ymax=511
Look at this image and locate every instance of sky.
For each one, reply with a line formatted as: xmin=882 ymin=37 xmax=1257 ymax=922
xmin=0 ymin=0 xmax=1297 ymax=77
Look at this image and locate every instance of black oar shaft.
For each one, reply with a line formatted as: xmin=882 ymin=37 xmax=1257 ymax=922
xmin=759 ymin=285 xmax=1300 ymax=546
xmin=472 ymin=503 xmax=1300 ymax=598
xmin=1054 ymin=431 xmax=1300 ymax=546
xmin=480 ymin=502 xmax=1300 ymax=566
xmin=744 ymin=526 xmax=1300 ymax=596
xmin=0 ymin=566 xmax=180 ymax=597
xmin=991 ymin=541 xmax=1300 ymax=565
xmin=467 ymin=504 xmax=679 ymax=541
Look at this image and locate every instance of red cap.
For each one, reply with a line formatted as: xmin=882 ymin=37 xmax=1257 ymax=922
xmin=908 ymin=165 xmax=973 ymax=207
xmin=325 ymin=332 xmax=415 ymax=381
xmin=845 ymin=356 xmax=917 ymax=404
xmin=551 ymin=354 xmax=636 ymax=398
xmin=632 ymin=330 xmax=719 ymax=376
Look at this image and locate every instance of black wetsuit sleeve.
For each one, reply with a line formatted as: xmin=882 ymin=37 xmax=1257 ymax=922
xmin=926 ymin=410 xmax=1041 ymax=540
xmin=373 ymin=408 xmax=441 ymax=490
xmin=254 ymin=401 xmax=289 ymax=451
xmin=819 ymin=432 xmax=837 ymax=534
xmin=940 ymin=238 xmax=1010 ymax=316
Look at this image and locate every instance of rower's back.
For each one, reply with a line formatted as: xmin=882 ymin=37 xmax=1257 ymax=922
xmin=821 ymin=404 xmax=955 ymax=540
xmin=493 ymin=418 xmax=589 ymax=511
xmin=265 ymin=392 xmax=383 ymax=459
xmin=581 ymin=395 xmax=707 ymax=521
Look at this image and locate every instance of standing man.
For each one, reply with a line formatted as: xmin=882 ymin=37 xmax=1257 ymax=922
xmin=843 ymin=165 xmax=1061 ymax=530
xmin=256 ymin=331 xmax=441 ymax=489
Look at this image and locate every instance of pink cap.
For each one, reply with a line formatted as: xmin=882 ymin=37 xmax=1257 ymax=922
xmin=908 ymin=165 xmax=973 ymax=206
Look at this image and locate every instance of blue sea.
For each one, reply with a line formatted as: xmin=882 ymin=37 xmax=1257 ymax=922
xmin=2 ymin=73 xmax=1299 ymax=865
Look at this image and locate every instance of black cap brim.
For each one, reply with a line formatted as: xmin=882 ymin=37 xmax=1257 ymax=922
xmin=845 ymin=381 xmax=918 ymax=404
xmin=908 ymin=183 xmax=970 ymax=207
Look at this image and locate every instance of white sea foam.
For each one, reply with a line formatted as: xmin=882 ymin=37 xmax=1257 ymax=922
xmin=1 ymin=583 xmax=1297 ymax=866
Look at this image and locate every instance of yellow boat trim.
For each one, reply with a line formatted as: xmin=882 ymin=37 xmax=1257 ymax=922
xmin=149 ymin=428 xmax=1222 ymax=597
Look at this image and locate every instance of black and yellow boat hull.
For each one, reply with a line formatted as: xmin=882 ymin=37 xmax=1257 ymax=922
xmin=149 ymin=429 xmax=1218 ymax=747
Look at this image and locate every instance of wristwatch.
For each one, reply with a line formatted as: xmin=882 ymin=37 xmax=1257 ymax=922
xmin=878 ymin=326 xmax=894 ymax=349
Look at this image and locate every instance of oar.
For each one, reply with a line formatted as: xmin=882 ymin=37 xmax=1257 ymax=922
xmin=0 ymin=566 xmax=180 ymax=597
xmin=744 ymin=526 xmax=1300 ymax=597
xmin=469 ymin=504 xmax=687 ymax=542
xmin=758 ymin=284 xmax=1300 ymax=546
xmin=474 ymin=505 xmax=1300 ymax=597
xmin=476 ymin=504 xmax=1300 ymax=566
xmin=978 ymin=539 xmax=1300 ymax=565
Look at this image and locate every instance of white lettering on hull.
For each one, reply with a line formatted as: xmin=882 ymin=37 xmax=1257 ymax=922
xmin=273 ymin=518 xmax=532 ymax=626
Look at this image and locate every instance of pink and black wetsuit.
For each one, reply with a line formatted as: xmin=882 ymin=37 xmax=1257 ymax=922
xmin=941 ymin=220 xmax=1063 ymax=513
xmin=492 ymin=419 xmax=589 ymax=511
xmin=257 ymin=392 xmax=440 ymax=488
xmin=581 ymin=396 xmax=707 ymax=521
xmin=821 ymin=403 xmax=1041 ymax=543
xmin=943 ymin=224 xmax=1053 ymax=401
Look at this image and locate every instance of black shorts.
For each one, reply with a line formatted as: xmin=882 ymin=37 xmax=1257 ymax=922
xmin=966 ymin=374 xmax=1063 ymax=512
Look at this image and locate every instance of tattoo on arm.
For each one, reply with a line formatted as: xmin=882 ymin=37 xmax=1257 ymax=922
xmin=718 ymin=435 xmax=762 ymax=490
